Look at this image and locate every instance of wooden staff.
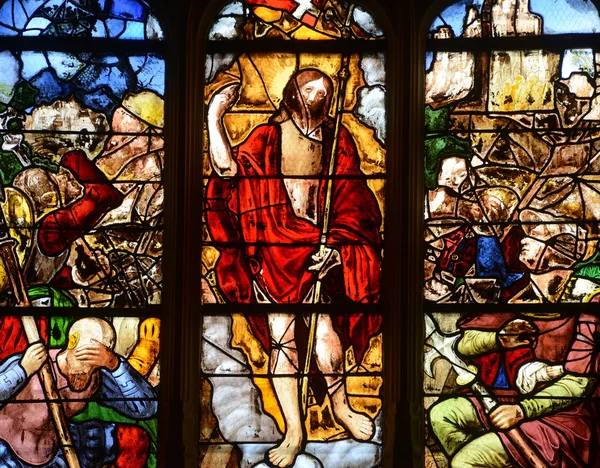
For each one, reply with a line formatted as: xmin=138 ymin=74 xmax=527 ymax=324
xmin=0 ymin=238 xmax=81 ymax=468
xmin=300 ymin=5 xmax=355 ymax=416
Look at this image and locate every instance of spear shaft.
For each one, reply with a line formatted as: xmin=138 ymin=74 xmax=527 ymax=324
xmin=301 ymin=5 xmax=355 ymax=416
xmin=0 ymin=234 xmax=81 ymax=468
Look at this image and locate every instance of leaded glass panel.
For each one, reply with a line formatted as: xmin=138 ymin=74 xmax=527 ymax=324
xmin=424 ymin=1 xmax=600 ymax=467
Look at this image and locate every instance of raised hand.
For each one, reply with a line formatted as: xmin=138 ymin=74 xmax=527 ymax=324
xmin=208 ymin=83 xmax=240 ymax=120
xmin=20 ymin=342 xmax=48 ymax=377
xmin=74 ymin=340 xmax=119 ymax=371
xmin=207 ymin=83 xmax=240 ymax=177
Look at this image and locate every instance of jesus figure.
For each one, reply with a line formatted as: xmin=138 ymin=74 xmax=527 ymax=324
xmin=206 ymin=68 xmax=383 ymax=467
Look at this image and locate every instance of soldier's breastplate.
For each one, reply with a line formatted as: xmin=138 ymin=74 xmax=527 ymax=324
xmin=280 ymin=120 xmax=322 ymax=224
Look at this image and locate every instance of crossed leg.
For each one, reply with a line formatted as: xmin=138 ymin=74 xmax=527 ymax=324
xmin=430 ymin=397 xmax=516 ymax=468
xmin=267 ymin=313 xmax=376 ymax=467
xmin=313 ymin=314 xmax=375 ymax=441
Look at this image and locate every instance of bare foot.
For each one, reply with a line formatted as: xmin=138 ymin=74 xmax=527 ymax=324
xmin=268 ymin=431 xmax=303 ymax=467
xmin=330 ymin=387 xmax=374 ymax=441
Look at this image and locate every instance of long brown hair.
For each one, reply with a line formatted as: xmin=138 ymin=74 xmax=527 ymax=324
xmin=270 ymin=68 xmax=334 ymax=127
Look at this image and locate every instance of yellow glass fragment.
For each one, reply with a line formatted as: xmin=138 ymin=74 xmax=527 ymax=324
xmin=291 ymin=26 xmax=334 ymax=40
xmin=223 ymin=113 xmax=271 ymax=146
xmin=123 ymin=91 xmax=165 ymax=128
xmin=0 ymin=187 xmax=34 ymax=292
xmin=202 ymin=246 xmax=221 ymax=271
xmin=252 ymin=6 xmax=282 ymax=23
xmin=128 ymin=318 xmax=161 ymax=377
xmin=68 ymin=332 xmax=80 ymax=350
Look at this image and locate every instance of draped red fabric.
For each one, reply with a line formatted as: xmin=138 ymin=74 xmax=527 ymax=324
xmin=0 ymin=316 xmax=49 ymax=361
xmin=205 ymin=123 xmax=382 ymax=368
xmin=243 ymin=0 xmax=327 ymax=13
xmin=115 ymin=424 xmax=150 ymax=468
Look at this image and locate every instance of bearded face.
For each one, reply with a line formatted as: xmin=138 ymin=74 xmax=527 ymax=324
xmin=52 ymin=168 xmax=83 ymax=205
xmin=299 ymin=78 xmax=328 ymax=119
xmin=281 ymin=69 xmax=333 ymax=135
xmin=58 ymin=349 xmax=95 ymax=391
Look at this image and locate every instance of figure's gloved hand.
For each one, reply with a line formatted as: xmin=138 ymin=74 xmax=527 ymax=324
xmin=128 ymin=318 xmax=161 ymax=377
xmin=69 ymin=421 xmax=117 ymax=468
xmin=308 ymin=246 xmax=341 ymax=280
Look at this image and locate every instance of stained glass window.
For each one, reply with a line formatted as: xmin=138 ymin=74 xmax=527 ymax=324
xmin=0 ymin=0 xmax=163 ymax=39
xmin=424 ymin=0 xmax=600 ymax=467
xmin=201 ymin=1 xmax=386 ymax=466
xmin=0 ymin=0 xmax=164 ymax=466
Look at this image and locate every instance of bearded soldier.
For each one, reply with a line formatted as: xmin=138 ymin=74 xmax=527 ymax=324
xmin=0 ymin=317 xmax=157 ymax=467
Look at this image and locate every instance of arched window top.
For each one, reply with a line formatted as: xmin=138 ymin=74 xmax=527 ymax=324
xmin=429 ymin=0 xmax=600 ymax=39
xmin=208 ymin=0 xmax=384 ymax=41
xmin=200 ymin=1 xmax=387 ymax=466
xmin=0 ymin=0 xmax=164 ymax=40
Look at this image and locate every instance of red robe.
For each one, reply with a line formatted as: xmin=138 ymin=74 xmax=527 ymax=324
xmin=459 ymin=313 xmax=600 ymax=467
xmin=0 ymin=316 xmax=48 ymax=361
xmin=206 ymin=122 xmax=382 ymax=392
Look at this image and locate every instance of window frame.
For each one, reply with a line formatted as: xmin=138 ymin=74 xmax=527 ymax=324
xmin=0 ymin=1 xmax=179 ymax=466
xmin=412 ymin=0 xmax=600 ymax=466
xmin=185 ymin=1 xmax=400 ymax=466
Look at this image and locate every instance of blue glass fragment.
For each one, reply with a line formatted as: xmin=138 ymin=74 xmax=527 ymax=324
xmin=0 ymin=51 xmax=20 ymax=103
xmin=432 ymin=0 xmax=600 ymax=37
xmin=47 ymin=52 xmax=85 ymax=80
xmin=106 ymin=18 xmax=126 ymax=37
xmin=75 ymin=87 xmax=118 ymax=113
xmin=0 ymin=0 xmax=163 ymax=39
xmin=31 ymin=69 xmax=73 ymax=104
xmin=129 ymin=55 xmax=165 ymax=96
xmin=20 ymin=0 xmax=42 ymax=18
xmin=23 ymin=17 xmax=50 ymax=35
xmin=431 ymin=0 xmax=484 ymax=38
xmin=92 ymin=19 xmax=108 ymax=37
xmin=110 ymin=0 xmax=146 ymax=21
xmin=120 ymin=21 xmax=145 ymax=40
xmin=9 ymin=0 xmax=29 ymax=30
xmin=531 ymin=0 xmax=600 ymax=35
xmin=74 ymin=58 xmax=130 ymax=98
xmin=562 ymin=49 xmax=595 ymax=79
xmin=0 ymin=23 xmax=17 ymax=36
xmin=476 ymin=236 xmax=524 ymax=288
xmin=492 ymin=361 xmax=510 ymax=389
xmin=425 ymin=51 xmax=434 ymax=71
xmin=21 ymin=51 xmax=48 ymax=80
